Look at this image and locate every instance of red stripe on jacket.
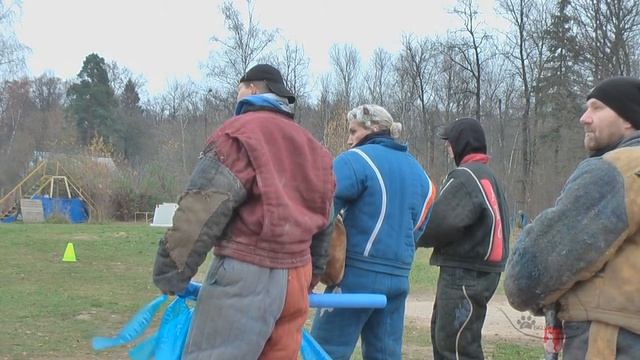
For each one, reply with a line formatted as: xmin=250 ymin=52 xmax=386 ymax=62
xmin=480 ymin=178 xmax=503 ymax=262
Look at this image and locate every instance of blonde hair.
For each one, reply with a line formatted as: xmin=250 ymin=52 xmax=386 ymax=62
xmin=347 ymin=104 xmax=402 ymax=138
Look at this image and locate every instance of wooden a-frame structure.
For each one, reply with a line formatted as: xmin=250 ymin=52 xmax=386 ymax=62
xmin=0 ymin=161 xmax=97 ymax=221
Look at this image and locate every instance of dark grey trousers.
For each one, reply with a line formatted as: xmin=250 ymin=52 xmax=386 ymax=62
xmin=182 ymin=256 xmax=288 ymax=360
xmin=430 ymin=266 xmax=500 ymax=360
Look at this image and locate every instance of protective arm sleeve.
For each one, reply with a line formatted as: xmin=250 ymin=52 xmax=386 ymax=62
xmin=504 ymin=158 xmax=629 ymax=312
xmin=152 ymin=152 xmax=247 ymax=294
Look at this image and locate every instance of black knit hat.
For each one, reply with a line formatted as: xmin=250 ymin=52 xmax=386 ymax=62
xmin=239 ymin=64 xmax=296 ymax=104
xmin=587 ymin=76 xmax=640 ymax=130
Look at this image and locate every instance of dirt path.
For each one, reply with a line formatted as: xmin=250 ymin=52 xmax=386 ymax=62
xmin=405 ymin=293 xmax=542 ymax=346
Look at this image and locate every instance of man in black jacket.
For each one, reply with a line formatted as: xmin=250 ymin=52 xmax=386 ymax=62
xmin=418 ymin=117 xmax=510 ymax=360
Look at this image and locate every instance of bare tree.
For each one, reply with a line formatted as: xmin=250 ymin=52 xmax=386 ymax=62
xmin=388 ymin=55 xmax=415 ymax=131
xmin=142 ymin=95 xmax=169 ymax=126
xmin=317 ymin=73 xmax=333 ymax=130
xmin=0 ymin=79 xmax=31 ymax=155
xmin=481 ymin=53 xmax=523 ymax=204
xmin=314 ymin=71 xmax=351 ymax=156
xmin=571 ymin=0 xmax=640 ymax=80
xmin=329 ymin=44 xmax=361 ymax=110
xmin=29 ymin=73 xmax=68 ymax=152
xmin=32 ymin=73 xmax=64 ymax=112
xmin=0 ymin=0 xmax=29 ymax=81
xmin=363 ymin=48 xmax=394 ymax=107
xmin=273 ymin=41 xmax=311 ymax=118
xmin=162 ymin=79 xmax=199 ymax=174
xmin=435 ymin=40 xmax=474 ymax=122
xmin=105 ymin=61 xmax=147 ymax=97
xmin=449 ymin=0 xmax=491 ymax=121
xmin=431 ymin=39 xmax=478 ymax=176
xmin=498 ymin=0 xmax=539 ymax=214
xmin=399 ymin=35 xmax=440 ymax=166
xmin=204 ymin=0 xmax=277 ymax=92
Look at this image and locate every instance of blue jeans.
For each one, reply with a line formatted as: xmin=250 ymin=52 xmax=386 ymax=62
xmin=310 ymin=265 xmax=409 ymax=360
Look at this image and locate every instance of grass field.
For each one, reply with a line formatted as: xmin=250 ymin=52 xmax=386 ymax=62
xmin=0 ymin=223 xmax=540 ymax=359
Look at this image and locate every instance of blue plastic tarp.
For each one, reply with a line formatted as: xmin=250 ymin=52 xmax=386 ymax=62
xmin=31 ymin=195 xmax=89 ymax=223
xmin=0 ymin=214 xmax=17 ymax=223
xmin=92 ymin=282 xmax=389 ymax=360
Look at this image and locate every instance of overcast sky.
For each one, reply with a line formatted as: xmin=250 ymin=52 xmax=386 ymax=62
xmin=15 ymin=0 xmax=505 ymax=96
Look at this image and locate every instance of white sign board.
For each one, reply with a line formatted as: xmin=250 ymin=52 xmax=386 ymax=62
xmin=150 ymin=203 xmax=178 ymax=227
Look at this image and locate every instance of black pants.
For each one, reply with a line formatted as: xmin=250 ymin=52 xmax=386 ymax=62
xmin=430 ymin=266 xmax=500 ymax=360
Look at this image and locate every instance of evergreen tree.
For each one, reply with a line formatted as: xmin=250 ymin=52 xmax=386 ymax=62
xmin=536 ymin=0 xmax=584 ymax=177
xmin=121 ymin=79 xmax=141 ymax=111
xmin=540 ymin=0 xmax=582 ymax=125
xmin=66 ymin=53 xmax=117 ymax=147
xmin=117 ymin=79 xmax=146 ymax=161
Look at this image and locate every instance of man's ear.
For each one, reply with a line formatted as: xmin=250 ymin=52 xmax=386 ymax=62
xmin=622 ymin=119 xmax=636 ymax=134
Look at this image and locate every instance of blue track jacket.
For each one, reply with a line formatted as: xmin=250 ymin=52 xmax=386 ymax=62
xmin=334 ymin=136 xmax=436 ymax=276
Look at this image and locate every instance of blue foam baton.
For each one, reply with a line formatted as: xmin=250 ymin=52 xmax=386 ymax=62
xmin=146 ymin=282 xmax=388 ymax=309
xmin=309 ymin=293 xmax=387 ymax=309
xmin=301 ymin=293 xmax=386 ymax=359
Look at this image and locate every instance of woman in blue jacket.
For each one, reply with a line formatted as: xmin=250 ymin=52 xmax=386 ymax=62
xmin=311 ymin=104 xmax=436 ymax=360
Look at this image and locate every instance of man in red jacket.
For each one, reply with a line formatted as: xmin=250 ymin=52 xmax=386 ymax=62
xmin=152 ymin=64 xmax=336 ymax=360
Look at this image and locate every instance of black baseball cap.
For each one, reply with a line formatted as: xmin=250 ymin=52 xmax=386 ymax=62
xmin=239 ymin=64 xmax=296 ymax=104
xmin=436 ymin=125 xmax=449 ymax=140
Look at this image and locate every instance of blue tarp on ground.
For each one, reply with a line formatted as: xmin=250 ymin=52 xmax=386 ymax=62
xmin=31 ymin=195 xmax=89 ymax=223
xmin=0 ymin=214 xmax=17 ymax=223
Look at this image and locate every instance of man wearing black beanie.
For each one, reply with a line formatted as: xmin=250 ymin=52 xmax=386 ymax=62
xmin=582 ymin=76 xmax=640 ymax=156
xmin=505 ymin=76 xmax=640 ymax=359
